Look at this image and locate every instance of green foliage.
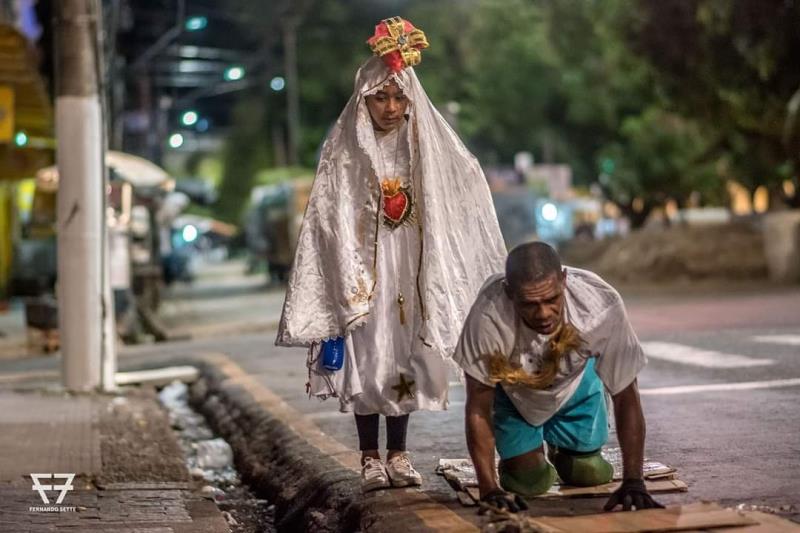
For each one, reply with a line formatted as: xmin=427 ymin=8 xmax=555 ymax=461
xmin=628 ymin=0 xmax=800 ymax=204
xmin=253 ymin=166 xmax=314 ymax=187
xmin=216 ymin=0 xmax=799 ymax=222
xmin=215 ymin=95 xmax=271 ymax=224
xmin=598 ymin=108 xmax=722 ymax=213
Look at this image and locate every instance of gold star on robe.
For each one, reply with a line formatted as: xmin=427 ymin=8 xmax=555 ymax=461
xmin=392 ymin=374 xmax=415 ymax=402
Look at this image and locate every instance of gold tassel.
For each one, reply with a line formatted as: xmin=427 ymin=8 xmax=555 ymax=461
xmin=397 ymin=293 xmax=406 ymax=325
xmin=485 ymin=322 xmax=584 ymax=390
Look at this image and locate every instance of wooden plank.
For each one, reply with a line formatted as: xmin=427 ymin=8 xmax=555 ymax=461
xmin=459 ymin=479 xmax=686 ymax=507
xmin=716 ymin=511 xmax=800 ymax=532
xmin=527 ymin=502 xmax=757 ymax=533
xmin=456 ymin=491 xmax=477 ymax=507
xmin=537 ymin=479 xmax=688 ymax=499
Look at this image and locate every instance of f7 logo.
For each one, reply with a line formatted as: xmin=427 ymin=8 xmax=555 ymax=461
xmin=30 ymin=473 xmax=75 ymax=504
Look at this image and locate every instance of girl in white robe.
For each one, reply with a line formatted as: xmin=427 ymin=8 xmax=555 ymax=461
xmin=276 ymin=17 xmax=506 ymax=491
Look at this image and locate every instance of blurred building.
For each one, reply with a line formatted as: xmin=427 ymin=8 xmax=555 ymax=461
xmin=0 ymin=2 xmax=53 ymax=302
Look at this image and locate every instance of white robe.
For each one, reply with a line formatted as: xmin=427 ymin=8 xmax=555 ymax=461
xmin=277 ymin=57 xmax=506 ymax=416
xmin=345 ymin=123 xmax=449 ymax=415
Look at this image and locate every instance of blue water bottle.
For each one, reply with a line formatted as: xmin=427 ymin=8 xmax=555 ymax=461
xmin=321 ymin=336 xmax=345 ymax=371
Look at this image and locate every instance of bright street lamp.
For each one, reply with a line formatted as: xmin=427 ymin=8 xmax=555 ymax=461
xmin=270 ymin=76 xmax=285 ymax=91
xmin=541 ymin=202 xmax=559 ymax=222
xmin=182 ymin=224 xmax=198 ymax=243
xmin=14 ymin=131 xmax=28 ymax=147
xmin=224 ymin=66 xmax=245 ymax=82
xmin=181 ymin=110 xmax=198 ymax=126
xmin=168 ymin=133 xmax=184 ymax=148
xmin=184 ymin=16 xmax=207 ymax=32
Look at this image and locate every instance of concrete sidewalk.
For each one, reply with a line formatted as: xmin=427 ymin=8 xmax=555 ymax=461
xmin=0 ymin=346 xmax=487 ymax=531
xmin=0 ymin=384 xmax=231 ymax=532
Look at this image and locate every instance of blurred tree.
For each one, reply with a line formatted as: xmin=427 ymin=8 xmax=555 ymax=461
xmin=215 ymin=95 xmax=271 ymax=223
xmin=597 ymin=107 xmax=721 ymax=227
xmin=450 ymin=0 xmax=564 ymax=165
xmin=215 ymin=0 xmax=799 ymax=226
xmin=628 ymin=0 xmax=800 ymax=207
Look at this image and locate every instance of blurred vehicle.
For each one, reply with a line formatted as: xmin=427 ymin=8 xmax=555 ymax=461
xmin=491 ymin=187 xmax=539 ymax=249
xmin=492 ymin=188 xmax=607 ymax=249
xmin=534 ymin=198 xmax=574 ymax=247
xmin=244 ymin=178 xmax=312 ymax=285
xmin=167 ymin=214 xmax=236 ymax=283
xmin=11 ymin=151 xmax=175 ymax=339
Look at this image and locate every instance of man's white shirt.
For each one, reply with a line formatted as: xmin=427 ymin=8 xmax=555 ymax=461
xmin=453 ymin=267 xmax=647 ymax=426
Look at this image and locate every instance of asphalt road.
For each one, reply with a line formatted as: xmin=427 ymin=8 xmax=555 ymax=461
xmin=144 ymin=267 xmax=800 ymax=518
xmin=1 ymin=262 xmax=798 ymax=522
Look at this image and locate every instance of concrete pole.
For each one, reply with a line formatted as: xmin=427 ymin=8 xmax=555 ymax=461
xmin=96 ymin=0 xmax=118 ymax=392
xmin=283 ymin=17 xmax=300 ymax=166
xmin=54 ymin=0 xmax=105 ymax=391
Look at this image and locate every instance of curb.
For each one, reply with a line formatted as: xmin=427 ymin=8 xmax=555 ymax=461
xmin=189 ymin=354 xmax=479 ymax=533
xmin=190 ymin=359 xmax=362 ymax=532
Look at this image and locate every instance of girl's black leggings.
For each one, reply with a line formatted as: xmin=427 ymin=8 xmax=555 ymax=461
xmin=354 ymin=413 xmax=409 ymax=451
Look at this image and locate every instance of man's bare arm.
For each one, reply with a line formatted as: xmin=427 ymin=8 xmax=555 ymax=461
xmin=605 ymin=378 xmax=663 ymax=511
xmin=465 ymin=374 xmax=498 ymax=497
xmin=612 ymin=379 xmax=645 ymax=480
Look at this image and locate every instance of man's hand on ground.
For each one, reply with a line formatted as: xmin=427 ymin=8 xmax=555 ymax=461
xmin=603 ymin=478 xmax=665 ymax=512
xmin=479 ymin=488 xmax=529 ymax=514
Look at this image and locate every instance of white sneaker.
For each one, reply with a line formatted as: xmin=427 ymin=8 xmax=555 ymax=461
xmin=385 ymin=453 xmax=423 ymax=487
xmin=361 ymin=457 xmax=390 ymax=492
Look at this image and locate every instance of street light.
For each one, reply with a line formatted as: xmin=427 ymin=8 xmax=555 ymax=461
xmin=14 ymin=131 xmax=28 ymax=147
xmin=181 ymin=110 xmax=198 ymax=126
xmin=224 ymin=66 xmax=245 ymax=82
xmin=270 ymin=76 xmax=285 ymax=91
xmin=168 ymin=133 xmax=184 ymax=148
xmin=541 ymin=202 xmax=559 ymax=222
xmin=181 ymin=224 xmax=198 ymax=243
xmin=184 ymin=16 xmax=207 ymax=32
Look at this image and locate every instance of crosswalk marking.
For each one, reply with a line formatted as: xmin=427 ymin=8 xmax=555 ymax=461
xmin=641 ymin=341 xmax=773 ymax=368
xmin=641 ymin=377 xmax=800 ymax=396
xmin=751 ymin=334 xmax=800 ymax=347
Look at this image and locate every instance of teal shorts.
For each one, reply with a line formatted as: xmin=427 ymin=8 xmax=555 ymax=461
xmin=493 ymin=358 xmax=609 ymax=459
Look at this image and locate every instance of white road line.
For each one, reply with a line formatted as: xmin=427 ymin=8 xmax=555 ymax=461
xmin=641 ymin=341 xmax=774 ymax=368
xmin=641 ymin=377 xmax=800 ymax=396
xmin=751 ymin=334 xmax=800 ymax=347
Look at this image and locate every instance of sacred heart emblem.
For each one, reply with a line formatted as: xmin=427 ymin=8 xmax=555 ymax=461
xmin=381 ymin=178 xmax=413 ymax=229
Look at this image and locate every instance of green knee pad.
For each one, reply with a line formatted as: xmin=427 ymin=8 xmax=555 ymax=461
xmin=551 ymin=449 xmax=613 ymax=487
xmin=498 ymin=460 xmax=557 ymax=497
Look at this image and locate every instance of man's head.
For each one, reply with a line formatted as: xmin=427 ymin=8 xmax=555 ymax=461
xmin=504 ymin=242 xmax=566 ymax=335
xmin=365 ymin=80 xmax=409 ymax=132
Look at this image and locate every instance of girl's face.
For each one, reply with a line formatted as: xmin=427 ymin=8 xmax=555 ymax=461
xmin=365 ymin=80 xmax=409 ymax=132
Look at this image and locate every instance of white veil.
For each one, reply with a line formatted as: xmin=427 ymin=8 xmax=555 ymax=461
xmin=276 ymin=56 xmax=506 ymax=359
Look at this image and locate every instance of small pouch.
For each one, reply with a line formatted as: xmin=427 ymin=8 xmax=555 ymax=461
xmin=321 ymin=336 xmax=345 ymax=371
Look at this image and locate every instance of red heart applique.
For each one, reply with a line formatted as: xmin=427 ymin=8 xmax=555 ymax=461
xmin=384 ymin=191 xmax=409 ymax=221
xmin=381 ymin=178 xmax=412 ymax=228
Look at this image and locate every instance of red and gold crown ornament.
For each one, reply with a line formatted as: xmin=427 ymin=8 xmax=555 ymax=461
xmin=367 ymin=17 xmax=429 ymax=73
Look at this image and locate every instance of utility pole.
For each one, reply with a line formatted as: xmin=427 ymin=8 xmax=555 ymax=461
xmin=54 ymin=0 xmax=113 ymax=391
xmin=283 ymin=15 xmax=300 ymax=166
